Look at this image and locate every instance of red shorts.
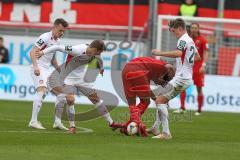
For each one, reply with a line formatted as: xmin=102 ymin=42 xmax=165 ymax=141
xmin=122 ymin=63 xmax=151 ymax=101
xmin=192 ymin=71 xmax=204 ymax=87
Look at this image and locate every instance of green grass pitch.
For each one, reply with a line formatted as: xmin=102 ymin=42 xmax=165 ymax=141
xmin=0 ymin=100 xmax=239 ymax=160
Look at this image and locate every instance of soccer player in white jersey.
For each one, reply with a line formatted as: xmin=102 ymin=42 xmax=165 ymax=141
xmin=29 ymin=18 xmax=69 ymax=130
xmin=36 ymin=40 xmax=123 ymax=133
xmin=149 ymin=18 xmax=201 ymax=139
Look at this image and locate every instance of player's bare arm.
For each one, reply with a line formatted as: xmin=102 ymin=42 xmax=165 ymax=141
xmin=199 ymin=50 xmax=208 ymax=73
xmin=51 ymin=55 xmax=61 ymax=73
xmin=30 ymin=46 xmax=41 ymax=76
xmin=152 ymin=49 xmax=182 ymax=58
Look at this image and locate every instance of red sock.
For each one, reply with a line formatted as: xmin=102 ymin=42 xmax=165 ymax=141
xmin=198 ymin=94 xmax=204 ymax=113
xmin=180 ymin=91 xmax=186 ymax=110
xmin=137 ymin=100 xmax=149 ymax=116
xmin=129 ymin=106 xmax=141 ymax=124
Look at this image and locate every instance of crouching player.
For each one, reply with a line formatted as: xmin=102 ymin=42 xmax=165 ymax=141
xmin=36 ymin=40 xmax=122 ymax=133
xmin=120 ymin=57 xmax=175 ymax=136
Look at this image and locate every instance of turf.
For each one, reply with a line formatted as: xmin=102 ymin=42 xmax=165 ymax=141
xmin=0 ymin=100 xmax=239 ymax=160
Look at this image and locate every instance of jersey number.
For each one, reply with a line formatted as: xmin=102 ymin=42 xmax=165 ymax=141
xmin=189 ymin=46 xmax=195 ymax=64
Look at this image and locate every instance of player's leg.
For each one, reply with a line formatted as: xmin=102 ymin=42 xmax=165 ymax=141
xmin=193 ymin=72 xmax=204 ymax=116
xmin=29 ymin=68 xmax=48 ymax=129
xmin=50 ymin=85 xmax=69 ymax=131
xmin=196 ymin=86 xmax=203 ymax=115
xmin=152 ymin=95 xmax=171 ymax=139
xmin=88 ymin=91 xmax=114 ymax=125
xmin=66 ymin=93 xmax=76 ymax=133
xmin=29 ymin=86 xmax=47 ymax=129
xmin=152 ymin=78 xmax=191 ymax=139
xmin=173 ymin=91 xmax=186 ymax=114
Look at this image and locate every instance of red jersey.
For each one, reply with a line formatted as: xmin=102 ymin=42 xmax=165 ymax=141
xmin=192 ymin=35 xmax=208 ymax=71
xmin=128 ymin=57 xmax=167 ymax=84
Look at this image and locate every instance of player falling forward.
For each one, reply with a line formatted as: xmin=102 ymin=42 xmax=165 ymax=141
xmin=29 ymin=18 xmax=69 ymax=130
xmin=150 ymin=18 xmax=201 ymax=139
xmin=119 ymin=57 xmax=175 ymax=136
xmin=174 ymin=22 xmax=209 ymax=116
xmin=36 ymin=40 xmax=122 ymax=133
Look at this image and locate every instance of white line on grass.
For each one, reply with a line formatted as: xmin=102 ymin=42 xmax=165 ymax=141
xmin=0 ymin=118 xmax=94 ymax=134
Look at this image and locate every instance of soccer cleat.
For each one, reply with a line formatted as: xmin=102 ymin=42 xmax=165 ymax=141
xmin=194 ymin=112 xmax=201 ymax=116
xmin=68 ymin=127 xmax=76 ymax=134
xmin=146 ymin=126 xmax=160 ymax=136
xmin=53 ymin=122 xmax=69 ymax=131
xmin=173 ymin=108 xmax=186 ymax=114
xmin=109 ymin=122 xmax=125 ymax=131
xmin=152 ymin=132 xmax=172 ymax=140
xmin=28 ymin=121 xmax=46 ymax=130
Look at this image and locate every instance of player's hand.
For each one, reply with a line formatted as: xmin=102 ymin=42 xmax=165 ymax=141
xmin=56 ymin=66 xmax=61 ymax=73
xmin=34 ymin=66 xmax=40 ymax=76
xmin=99 ymin=69 xmax=104 ymax=76
xmin=199 ymin=66 xmax=205 ymax=74
xmin=35 ymin=50 xmax=44 ymax=58
xmin=152 ymin=49 xmax=161 ymax=56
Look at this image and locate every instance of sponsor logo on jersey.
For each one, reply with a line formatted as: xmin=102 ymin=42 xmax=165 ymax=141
xmin=177 ymin=40 xmax=186 ymax=51
xmin=65 ymin=46 xmax=73 ymax=52
xmin=36 ymin=39 xmax=44 ymax=47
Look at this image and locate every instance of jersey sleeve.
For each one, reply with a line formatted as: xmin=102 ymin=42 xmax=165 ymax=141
xmin=42 ymin=45 xmax=65 ymax=54
xmin=34 ymin=33 xmax=49 ymax=49
xmin=64 ymin=44 xmax=87 ymax=56
xmin=176 ymin=39 xmax=187 ymax=52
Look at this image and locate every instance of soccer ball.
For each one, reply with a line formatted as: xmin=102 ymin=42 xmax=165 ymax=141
xmin=127 ymin=122 xmax=138 ymax=135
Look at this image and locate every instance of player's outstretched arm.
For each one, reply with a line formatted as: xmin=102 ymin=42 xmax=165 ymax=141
xmin=152 ymin=49 xmax=182 ymax=58
xmin=36 ymin=45 xmax=87 ymax=57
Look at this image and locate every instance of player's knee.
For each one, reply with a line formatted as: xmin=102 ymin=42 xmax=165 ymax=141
xmin=66 ymin=95 xmax=75 ymax=105
xmin=88 ymin=93 xmax=100 ymax=104
xmin=156 ymin=96 xmax=168 ymax=104
xmin=56 ymin=93 xmax=66 ymax=104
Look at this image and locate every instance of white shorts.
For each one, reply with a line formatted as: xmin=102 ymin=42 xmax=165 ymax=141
xmin=162 ymin=77 xmax=192 ymax=100
xmin=30 ymin=66 xmax=51 ymax=89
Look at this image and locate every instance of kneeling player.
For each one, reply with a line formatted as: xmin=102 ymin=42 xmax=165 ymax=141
xmin=120 ymin=57 xmax=175 ymax=136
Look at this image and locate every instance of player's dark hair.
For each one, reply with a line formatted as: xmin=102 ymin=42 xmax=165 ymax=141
xmin=54 ymin=18 xmax=69 ymax=28
xmin=89 ymin=40 xmax=106 ymax=52
xmin=168 ymin=18 xmax=186 ymax=30
xmin=0 ymin=37 xmax=3 ymax=41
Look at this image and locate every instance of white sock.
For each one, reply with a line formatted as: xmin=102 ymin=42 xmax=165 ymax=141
xmin=30 ymin=92 xmax=45 ymax=123
xmin=67 ymin=104 xmax=75 ymax=127
xmin=157 ymin=104 xmax=170 ymax=135
xmin=54 ymin=94 xmax=66 ymax=124
xmin=96 ymin=100 xmax=113 ymax=125
xmin=153 ymin=107 xmax=161 ymax=129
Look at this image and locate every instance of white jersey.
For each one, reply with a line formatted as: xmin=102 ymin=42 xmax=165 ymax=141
xmin=34 ymin=31 xmax=60 ymax=69
xmin=175 ymin=33 xmax=197 ymax=79
xmin=64 ymin=44 xmax=88 ymax=85
xmin=43 ymin=44 xmax=89 ymax=85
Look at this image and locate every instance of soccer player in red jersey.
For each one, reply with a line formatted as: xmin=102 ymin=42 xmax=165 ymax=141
xmin=120 ymin=57 xmax=175 ymax=136
xmin=175 ymin=23 xmax=209 ymax=116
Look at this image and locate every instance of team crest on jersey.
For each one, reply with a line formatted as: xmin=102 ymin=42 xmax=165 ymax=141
xmin=37 ymin=39 xmax=44 ymax=47
xmin=65 ymin=46 xmax=72 ymax=52
xmin=177 ymin=40 xmax=186 ymax=51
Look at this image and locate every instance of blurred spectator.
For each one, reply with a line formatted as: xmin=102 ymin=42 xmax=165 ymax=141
xmin=179 ymin=0 xmax=198 ymax=17
xmin=0 ymin=37 xmax=9 ymax=63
